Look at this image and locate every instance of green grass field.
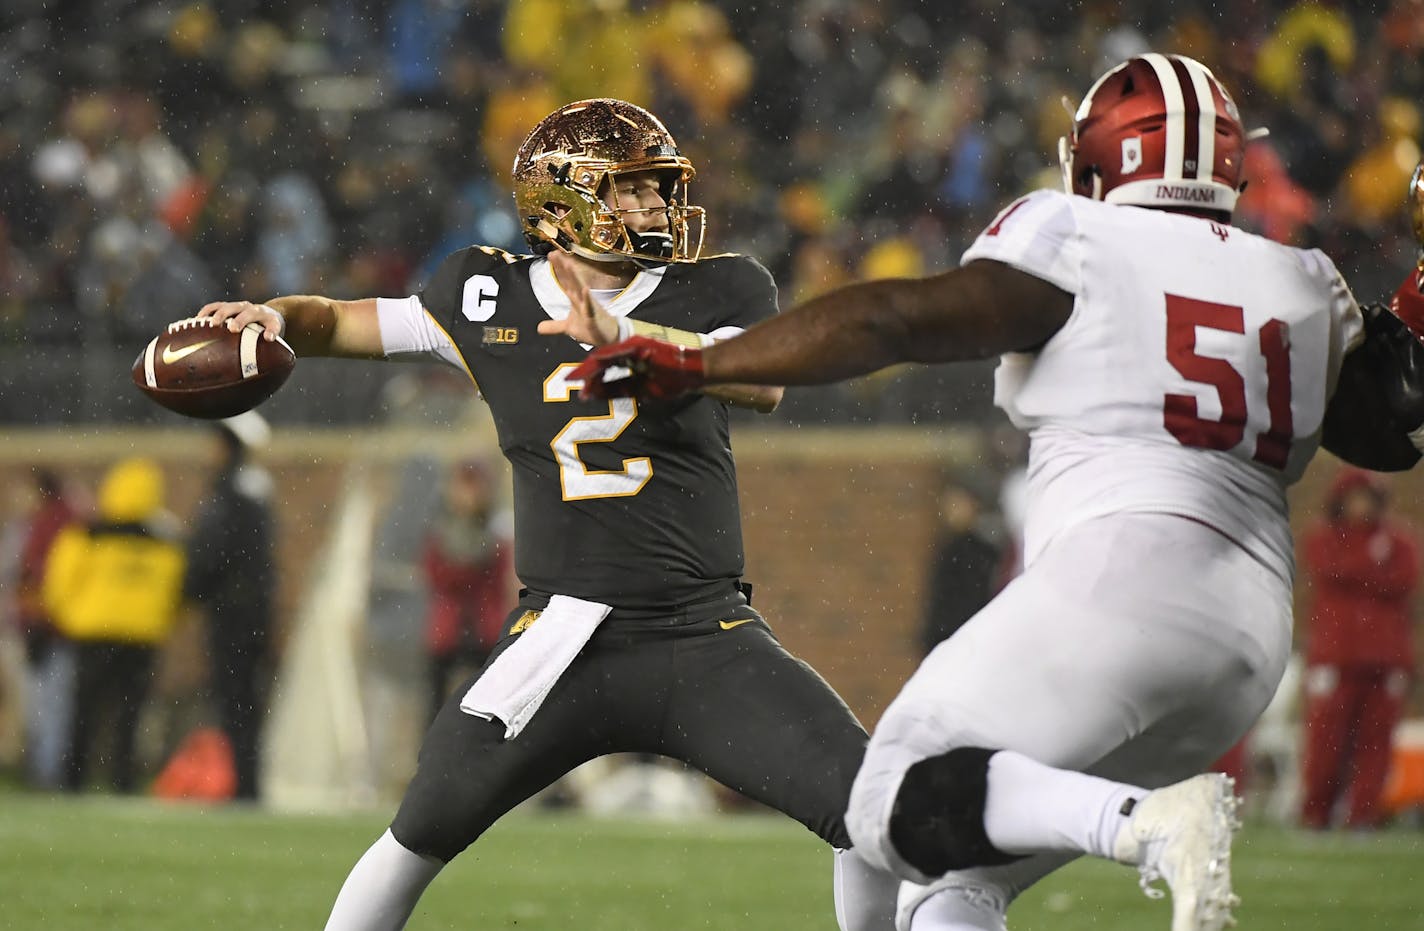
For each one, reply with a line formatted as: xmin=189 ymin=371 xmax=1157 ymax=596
xmin=1 ymin=791 xmax=1420 ymax=930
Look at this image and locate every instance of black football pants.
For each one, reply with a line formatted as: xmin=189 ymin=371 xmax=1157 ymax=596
xmin=390 ymin=592 xmax=868 ymax=861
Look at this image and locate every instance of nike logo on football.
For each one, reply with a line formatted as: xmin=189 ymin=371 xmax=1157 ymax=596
xmin=718 ymin=618 xmax=756 ymax=631
xmin=161 ymin=339 xmax=219 ymax=365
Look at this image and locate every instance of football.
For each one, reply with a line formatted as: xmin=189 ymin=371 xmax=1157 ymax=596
xmin=132 ymin=317 xmax=296 ymax=419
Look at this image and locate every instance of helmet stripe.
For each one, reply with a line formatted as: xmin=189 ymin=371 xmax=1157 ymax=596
xmin=1179 ymin=57 xmax=1220 ymax=183
xmin=1167 ymin=57 xmax=1202 ymax=181
xmin=1074 ymin=59 xmax=1128 ymax=121
xmin=1141 ymin=53 xmax=1186 ymax=181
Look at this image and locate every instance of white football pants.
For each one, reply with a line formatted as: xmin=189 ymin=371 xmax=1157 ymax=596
xmin=845 ymin=512 xmax=1293 ymax=930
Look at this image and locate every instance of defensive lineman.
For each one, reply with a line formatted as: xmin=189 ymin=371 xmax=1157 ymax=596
xmin=571 ymin=55 xmax=1424 ymax=931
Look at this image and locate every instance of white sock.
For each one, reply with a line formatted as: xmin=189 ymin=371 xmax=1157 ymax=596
xmin=324 ymin=829 xmax=445 ymax=931
xmin=833 ymin=846 xmax=899 ymax=931
xmin=981 ymin=750 xmax=1144 ymax=860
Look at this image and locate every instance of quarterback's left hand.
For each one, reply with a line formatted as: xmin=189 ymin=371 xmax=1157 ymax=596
xmin=536 ymin=252 xmax=621 ymax=346
xmin=569 ymin=336 xmax=706 ymax=400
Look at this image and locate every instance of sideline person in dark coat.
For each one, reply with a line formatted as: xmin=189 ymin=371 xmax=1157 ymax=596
xmin=918 ymin=480 xmax=1001 ymax=657
xmin=185 ymin=411 xmax=277 ymax=802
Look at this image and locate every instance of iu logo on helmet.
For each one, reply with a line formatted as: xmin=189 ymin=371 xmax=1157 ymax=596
xmin=1121 ymin=137 xmax=1142 ymax=174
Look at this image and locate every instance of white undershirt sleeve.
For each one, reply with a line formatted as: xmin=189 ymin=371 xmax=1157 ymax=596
xmin=375 ymin=295 xmax=467 ymax=371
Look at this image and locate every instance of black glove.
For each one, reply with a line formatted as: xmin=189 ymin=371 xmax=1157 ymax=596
xmin=1361 ymin=301 xmax=1424 ymax=442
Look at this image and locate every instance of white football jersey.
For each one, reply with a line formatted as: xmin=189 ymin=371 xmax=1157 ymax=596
xmin=963 ymin=189 xmax=1363 ymax=581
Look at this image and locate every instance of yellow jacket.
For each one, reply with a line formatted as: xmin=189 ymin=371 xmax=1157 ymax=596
xmin=43 ymin=458 xmax=186 ymax=644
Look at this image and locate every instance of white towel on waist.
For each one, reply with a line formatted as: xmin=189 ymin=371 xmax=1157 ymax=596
xmin=459 ymin=594 xmax=612 ymax=739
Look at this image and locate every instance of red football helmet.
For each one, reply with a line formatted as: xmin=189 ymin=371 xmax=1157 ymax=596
xmin=1059 ymin=53 xmax=1246 ymax=216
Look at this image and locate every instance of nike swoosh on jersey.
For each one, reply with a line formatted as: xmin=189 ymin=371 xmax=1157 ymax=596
xmin=161 ymin=339 xmax=219 ymax=365
xmin=718 ymin=618 xmax=756 ymax=631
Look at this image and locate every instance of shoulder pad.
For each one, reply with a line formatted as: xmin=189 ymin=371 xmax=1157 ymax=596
xmin=453 ymin=245 xmax=535 ymax=277
xmin=685 ymin=252 xmax=773 ymax=286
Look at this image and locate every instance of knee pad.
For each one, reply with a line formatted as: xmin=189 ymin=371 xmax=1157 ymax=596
xmin=888 ymin=747 xmax=1022 ymax=878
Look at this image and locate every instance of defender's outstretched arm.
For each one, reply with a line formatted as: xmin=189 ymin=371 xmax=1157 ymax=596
xmin=698 ymin=260 xmax=1074 ymax=387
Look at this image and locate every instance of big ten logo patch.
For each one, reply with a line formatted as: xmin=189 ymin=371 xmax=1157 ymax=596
xmin=462 ymin=274 xmax=500 ymax=322
xmin=483 ymin=326 xmax=519 ymax=345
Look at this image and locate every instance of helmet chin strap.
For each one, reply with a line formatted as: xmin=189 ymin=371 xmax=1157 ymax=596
xmin=626 ymin=230 xmax=675 ymax=264
xmin=570 ymin=245 xmax=633 ymax=264
xmin=571 ymin=231 xmax=675 ymax=269
xmin=566 ymin=235 xmax=675 ymax=271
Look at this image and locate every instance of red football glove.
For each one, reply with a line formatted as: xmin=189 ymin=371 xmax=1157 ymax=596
xmin=568 ymin=336 xmax=707 ymax=400
xmin=1390 ymin=265 xmax=1424 ymax=338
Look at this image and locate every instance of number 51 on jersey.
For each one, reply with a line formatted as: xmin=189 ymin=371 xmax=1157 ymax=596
xmin=1163 ymin=293 xmax=1294 ymax=470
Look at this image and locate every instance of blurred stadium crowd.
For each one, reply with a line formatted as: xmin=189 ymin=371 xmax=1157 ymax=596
xmin=1 ymin=0 xmax=1422 ymax=424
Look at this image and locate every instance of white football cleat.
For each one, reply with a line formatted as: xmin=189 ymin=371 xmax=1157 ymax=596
xmin=1112 ymin=773 xmax=1242 ymax=931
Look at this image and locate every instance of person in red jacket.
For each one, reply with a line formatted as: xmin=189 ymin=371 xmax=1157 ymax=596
xmin=14 ymin=470 xmax=78 ymax=788
xmin=421 ymin=460 xmax=515 ymax=723
xmin=1299 ymin=467 xmax=1420 ymax=829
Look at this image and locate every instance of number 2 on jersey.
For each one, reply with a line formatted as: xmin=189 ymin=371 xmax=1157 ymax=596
xmin=1163 ymin=294 xmax=1293 ymax=469
xmin=545 ymin=363 xmax=652 ymax=500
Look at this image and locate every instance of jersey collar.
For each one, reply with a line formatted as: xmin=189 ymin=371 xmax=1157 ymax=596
xmin=529 ymin=257 xmax=667 ymax=322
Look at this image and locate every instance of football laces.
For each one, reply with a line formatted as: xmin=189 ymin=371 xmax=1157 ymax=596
xmin=166 ymin=317 xmax=217 ymax=333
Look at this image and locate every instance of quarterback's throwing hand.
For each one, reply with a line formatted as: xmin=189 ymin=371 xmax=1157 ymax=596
xmin=195 ymin=300 xmax=285 ymax=341
xmin=570 ymin=336 xmax=706 ymax=400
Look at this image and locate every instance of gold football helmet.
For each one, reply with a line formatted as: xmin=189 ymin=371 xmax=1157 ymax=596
xmin=512 ymin=98 xmax=704 ymax=266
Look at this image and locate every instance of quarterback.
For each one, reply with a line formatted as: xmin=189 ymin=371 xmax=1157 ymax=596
xmin=571 ymin=56 xmax=1424 ymax=931
xmin=195 ymin=99 xmax=897 ymax=930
